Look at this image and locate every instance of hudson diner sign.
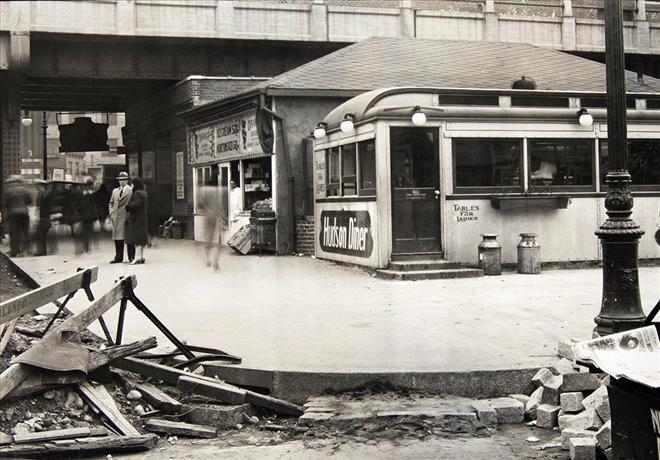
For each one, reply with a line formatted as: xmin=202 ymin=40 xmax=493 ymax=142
xmin=319 ymin=211 xmax=373 ymax=258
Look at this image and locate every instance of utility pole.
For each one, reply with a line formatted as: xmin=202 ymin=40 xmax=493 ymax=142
xmin=42 ymin=111 xmax=48 ymax=180
xmin=594 ymin=0 xmax=646 ymax=336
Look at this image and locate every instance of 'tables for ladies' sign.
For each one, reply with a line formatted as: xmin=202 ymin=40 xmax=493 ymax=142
xmin=319 ymin=211 xmax=373 ymax=258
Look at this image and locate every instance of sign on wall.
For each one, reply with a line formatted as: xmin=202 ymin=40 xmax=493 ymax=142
xmin=319 ymin=211 xmax=373 ymax=258
xmin=142 ymin=150 xmax=154 ymax=180
xmin=128 ymin=154 xmax=139 ymax=178
xmin=315 ymin=153 xmax=326 ymax=198
xmin=176 ymin=151 xmax=185 ymax=200
xmin=189 ymin=111 xmax=264 ymax=165
xmin=453 ymin=203 xmax=480 ymax=223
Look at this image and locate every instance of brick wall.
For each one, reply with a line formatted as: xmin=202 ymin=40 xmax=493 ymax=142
xmin=296 ymin=216 xmax=315 ymax=255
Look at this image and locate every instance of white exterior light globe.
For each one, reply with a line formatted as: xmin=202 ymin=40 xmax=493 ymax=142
xmin=313 ymin=127 xmax=326 ymax=139
xmin=578 ymin=112 xmax=593 ymax=127
xmin=412 ymin=111 xmax=427 ymax=126
xmin=340 ymin=119 xmax=354 ymax=133
xmin=21 ymin=117 xmax=33 ymax=127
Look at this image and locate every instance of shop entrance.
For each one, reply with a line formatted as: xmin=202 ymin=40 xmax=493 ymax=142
xmin=390 ymin=127 xmax=441 ymax=254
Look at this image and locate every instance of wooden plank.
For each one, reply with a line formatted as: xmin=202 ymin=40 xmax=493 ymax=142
xmin=78 ymin=382 xmax=140 ymax=436
xmin=118 ymin=375 xmax=182 ymax=414
xmin=177 ymin=375 xmax=247 ymax=405
xmin=245 ymin=390 xmax=304 ymax=417
xmin=87 ymin=337 xmax=158 ymax=370
xmin=0 ymin=434 xmax=158 ymax=457
xmin=113 ymin=357 xmax=220 ymax=386
xmin=14 ymin=427 xmax=95 ymax=444
xmin=144 ymin=418 xmax=217 ymax=438
xmin=0 ymin=266 xmax=99 ymax=326
xmin=0 ymin=318 xmax=17 ymax=355
xmin=7 ymin=369 xmax=85 ymax=399
xmin=0 ymin=276 xmax=135 ymax=401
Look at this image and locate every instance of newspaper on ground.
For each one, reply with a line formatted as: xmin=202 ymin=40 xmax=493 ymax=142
xmin=573 ymin=325 xmax=660 ymax=388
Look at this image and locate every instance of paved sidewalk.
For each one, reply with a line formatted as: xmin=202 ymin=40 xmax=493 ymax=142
xmin=7 ymin=236 xmax=660 ymax=374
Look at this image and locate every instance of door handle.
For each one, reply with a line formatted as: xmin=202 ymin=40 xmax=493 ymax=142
xmin=434 ymin=190 xmax=440 ymax=200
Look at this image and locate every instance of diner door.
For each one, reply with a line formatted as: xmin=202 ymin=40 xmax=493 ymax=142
xmin=390 ymin=127 xmax=441 ymax=254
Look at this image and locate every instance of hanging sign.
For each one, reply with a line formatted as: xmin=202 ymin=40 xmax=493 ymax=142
xmin=176 ymin=151 xmax=184 ymax=200
xmin=319 ymin=211 xmax=373 ymax=258
xmin=189 ymin=111 xmax=265 ymax=165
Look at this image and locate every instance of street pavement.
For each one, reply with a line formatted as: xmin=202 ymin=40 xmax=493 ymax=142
xmin=7 ymin=235 xmax=660 ymax=374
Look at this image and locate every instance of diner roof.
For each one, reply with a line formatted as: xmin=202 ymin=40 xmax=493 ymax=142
xmin=252 ymin=36 xmax=660 ymax=95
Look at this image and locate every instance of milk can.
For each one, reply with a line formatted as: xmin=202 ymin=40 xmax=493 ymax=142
xmin=478 ymin=233 xmax=502 ymax=275
xmin=517 ymin=233 xmax=541 ymax=274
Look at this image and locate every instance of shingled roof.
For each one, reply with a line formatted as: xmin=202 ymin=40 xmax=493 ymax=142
xmin=252 ymin=36 xmax=660 ymax=95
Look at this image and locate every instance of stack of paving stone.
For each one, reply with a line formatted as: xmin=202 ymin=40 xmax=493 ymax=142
xmin=523 ymin=338 xmax=614 ymax=460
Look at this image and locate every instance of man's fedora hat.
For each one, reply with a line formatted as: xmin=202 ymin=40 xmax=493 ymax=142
xmin=116 ymin=171 xmax=129 ymax=180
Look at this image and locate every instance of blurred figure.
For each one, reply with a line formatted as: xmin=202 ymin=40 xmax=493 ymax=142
xmin=126 ymin=177 xmax=148 ymax=264
xmin=108 ymin=171 xmax=133 ymax=263
xmin=33 ymin=180 xmax=53 ymax=256
xmin=93 ymin=182 xmax=110 ymax=230
xmin=77 ymin=177 xmax=98 ymax=254
xmin=3 ymin=175 xmax=32 ymax=257
xmin=197 ymin=182 xmax=227 ymax=271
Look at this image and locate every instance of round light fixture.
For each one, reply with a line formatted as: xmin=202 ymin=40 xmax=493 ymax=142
xmin=21 ymin=117 xmax=33 ymax=127
xmin=340 ymin=114 xmax=355 ymax=134
xmin=411 ymin=106 xmax=427 ymax=126
xmin=577 ymin=108 xmax=593 ymax=128
xmin=313 ymin=122 xmax=327 ymax=139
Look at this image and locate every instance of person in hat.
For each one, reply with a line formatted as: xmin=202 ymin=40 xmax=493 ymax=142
xmin=108 ymin=171 xmax=133 ymax=263
xmin=3 ymin=175 xmax=32 ymax=257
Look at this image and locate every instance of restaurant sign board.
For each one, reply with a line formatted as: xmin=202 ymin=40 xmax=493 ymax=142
xmin=190 ymin=111 xmax=264 ymax=165
xmin=319 ymin=211 xmax=373 ymax=258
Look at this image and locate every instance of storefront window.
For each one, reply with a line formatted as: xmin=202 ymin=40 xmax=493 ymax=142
xmin=243 ymin=157 xmax=271 ymax=210
xmin=599 ymin=140 xmax=660 ymax=190
xmin=528 ymin=139 xmax=594 ymax=191
xmin=453 ymin=139 xmax=522 ymax=192
xmin=341 ymin=144 xmax=357 ymax=195
xmin=327 ymin=147 xmax=340 ymax=197
xmin=359 ymin=139 xmax=376 ymax=196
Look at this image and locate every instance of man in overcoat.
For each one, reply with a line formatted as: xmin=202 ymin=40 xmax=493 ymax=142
xmin=108 ymin=171 xmax=133 ymax=263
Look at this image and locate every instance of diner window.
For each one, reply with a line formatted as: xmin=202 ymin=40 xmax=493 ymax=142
xmin=528 ymin=139 xmax=594 ymax=191
xmin=358 ymin=139 xmax=376 ymax=196
xmin=453 ymin=139 xmax=522 ymax=192
xmin=327 ymin=147 xmax=340 ymax=197
xmin=341 ymin=144 xmax=357 ymax=195
xmin=599 ymin=140 xmax=660 ymax=190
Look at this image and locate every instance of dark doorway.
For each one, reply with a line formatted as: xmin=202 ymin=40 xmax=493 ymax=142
xmin=390 ymin=127 xmax=441 ymax=254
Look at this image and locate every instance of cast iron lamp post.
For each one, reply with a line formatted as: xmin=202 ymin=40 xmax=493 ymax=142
xmin=594 ymin=0 xmax=646 ymax=336
xmin=41 ymin=111 xmax=48 ymax=180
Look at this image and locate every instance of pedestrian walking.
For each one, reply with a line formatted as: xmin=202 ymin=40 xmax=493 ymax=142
xmin=2 ymin=175 xmax=32 ymax=257
xmin=126 ymin=177 xmax=148 ymax=264
xmin=197 ymin=182 xmax=227 ymax=271
xmin=77 ymin=177 xmax=98 ymax=253
xmin=108 ymin=171 xmax=133 ymax=263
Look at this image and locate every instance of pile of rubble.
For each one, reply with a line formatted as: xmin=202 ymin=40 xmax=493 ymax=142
xmin=0 ymin=266 xmax=305 ymax=458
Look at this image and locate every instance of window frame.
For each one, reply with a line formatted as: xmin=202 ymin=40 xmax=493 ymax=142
xmin=340 ymin=143 xmax=357 ymax=197
xmin=326 ymin=147 xmax=340 ymax=197
xmin=358 ymin=139 xmax=377 ymax=197
xmin=324 ymin=139 xmax=377 ymax=198
xmin=452 ymin=138 xmax=524 ymax=194
xmin=598 ymin=139 xmax=660 ymax=192
xmin=527 ymin=138 xmax=596 ymax=193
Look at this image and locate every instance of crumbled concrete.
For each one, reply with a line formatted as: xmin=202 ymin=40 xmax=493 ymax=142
xmin=594 ymin=396 xmax=610 ymax=423
xmin=582 ymin=386 xmax=608 ymax=412
xmin=508 ymin=394 xmax=530 ymax=407
xmin=536 ymin=404 xmax=560 ymax=429
xmin=561 ymin=373 xmax=605 ymax=393
xmin=560 ymin=428 xmax=595 ymax=450
xmin=541 ymin=375 xmax=563 ymax=405
xmin=553 ymin=358 xmax=577 ymax=375
xmin=569 ymin=436 xmax=596 ymax=460
xmin=596 ymin=420 xmax=611 ymax=450
xmin=558 ymin=408 xmax=602 ymax=432
xmin=532 ymin=368 xmax=554 ymax=388
xmin=487 ymin=397 xmax=524 ymax=424
xmin=470 ymin=400 xmax=497 ymax=427
xmin=560 ymin=392 xmax=584 ymax=413
xmin=183 ymin=404 xmax=254 ymax=429
xmin=525 ymin=387 xmax=542 ymax=420
xmin=557 ymin=338 xmax=580 ymax=361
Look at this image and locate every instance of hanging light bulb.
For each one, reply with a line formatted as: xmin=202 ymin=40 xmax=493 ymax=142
xmin=340 ymin=114 xmax=355 ymax=133
xmin=21 ymin=110 xmax=33 ymax=127
xmin=411 ymin=106 xmax=427 ymax=126
xmin=313 ymin=122 xmax=327 ymax=139
xmin=577 ymin=108 xmax=593 ymax=127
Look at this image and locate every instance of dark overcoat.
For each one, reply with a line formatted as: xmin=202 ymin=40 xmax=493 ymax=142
xmin=125 ymin=190 xmax=148 ymax=246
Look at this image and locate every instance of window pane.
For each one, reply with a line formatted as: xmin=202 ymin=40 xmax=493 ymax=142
xmin=327 ymin=147 xmax=340 ymax=196
xmin=528 ymin=139 xmax=593 ymax=189
xmin=359 ymin=139 xmax=376 ymax=196
xmin=454 ymin=139 xmax=522 ymax=189
xmin=600 ymin=140 xmax=660 ymax=187
xmin=341 ymin=144 xmax=357 ymax=195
